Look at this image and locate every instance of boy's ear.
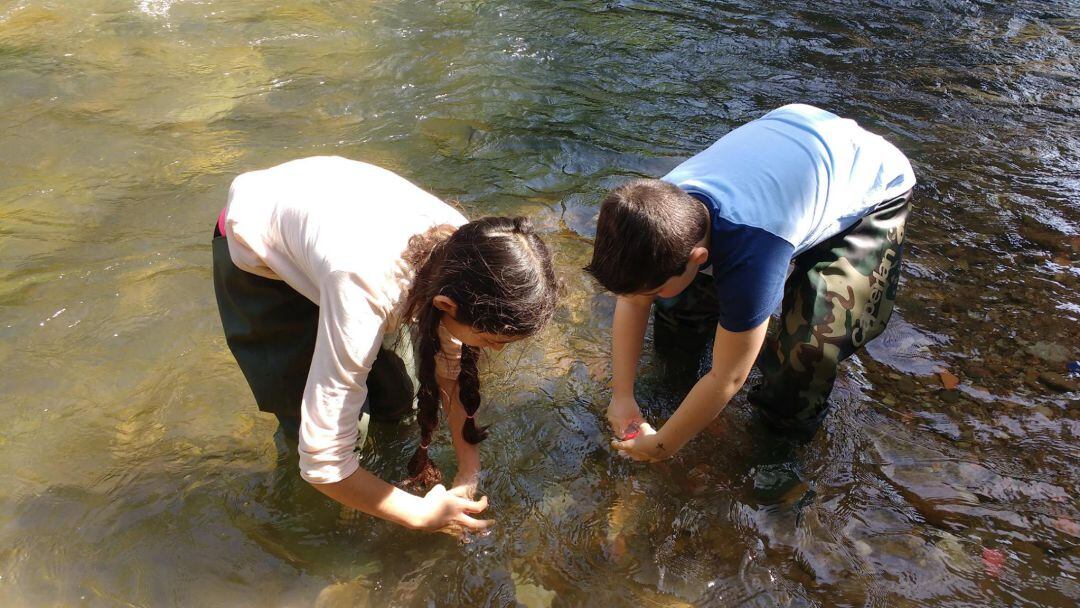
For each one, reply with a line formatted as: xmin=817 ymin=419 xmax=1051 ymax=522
xmin=432 ymin=295 xmax=459 ymax=317
xmin=689 ymin=246 xmax=709 ymax=266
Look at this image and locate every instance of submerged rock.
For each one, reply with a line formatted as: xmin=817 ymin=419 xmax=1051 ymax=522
xmin=1026 ymin=341 xmax=1071 ymax=364
xmin=935 ymin=533 xmax=978 ymax=574
xmin=314 ymin=579 xmax=372 ymax=607
xmin=896 ymin=377 xmax=919 ymax=395
xmin=1052 ymin=517 xmax=1080 ymax=538
xmin=1038 ymin=372 xmax=1078 ymax=393
xmin=418 ymin=117 xmax=482 ymax=153
xmin=937 ymin=370 xmax=960 ymax=390
xmin=512 ymin=572 xmax=556 ymax=608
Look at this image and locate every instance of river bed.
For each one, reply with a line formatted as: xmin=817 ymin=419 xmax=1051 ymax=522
xmin=1 ymin=1 xmax=1077 ymax=606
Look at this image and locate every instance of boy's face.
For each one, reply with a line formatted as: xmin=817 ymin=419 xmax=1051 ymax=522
xmin=636 ymin=245 xmax=709 ymax=299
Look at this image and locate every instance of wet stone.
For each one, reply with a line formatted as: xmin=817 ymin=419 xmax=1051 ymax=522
xmin=1026 ymin=341 xmax=1071 ymax=364
xmin=752 ymin=464 xmax=804 ymax=504
xmin=1052 ymin=517 xmax=1080 ymax=538
xmin=1020 ymin=221 xmax=1074 ymax=253
xmin=1039 ymin=372 xmax=1078 ymax=393
xmin=938 ymin=370 xmax=960 ymax=390
xmin=1012 ymin=540 xmax=1044 ymax=558
xmin=941 ymin=301 xmax=968 ymax=313
xmin=897 ymin=377 xmax=919 ymax=395
xmin=315 ymin=579 xmax=372 ymax=607
xmin=936 ymin=533 xmax=977 ymax=574
xmin=513 ymin=572 xmax=556 ymax=608
xmin=686 ymin=463 xmax=713 ymax=496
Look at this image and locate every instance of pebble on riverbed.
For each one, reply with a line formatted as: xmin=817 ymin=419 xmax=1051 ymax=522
xmin=1052 ymin=517 xmax=1080 ymax=538
xmin=937 ymin=370 xmax=960 ymax=390
xmin=896 ymin=376 xmax=920 ymax=395
xmin=314 ymin=579 xmax=371 ymax=607
xmin=1025 ymin=341 xmax=1071 ymax=364
xmin=1038 ymin=371 xmax=1078 ymax=393
xmin=513 ymin=572 xmax=556 ymax=608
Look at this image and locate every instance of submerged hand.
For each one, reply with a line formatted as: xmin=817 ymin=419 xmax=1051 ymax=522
xmin=450 ymin=473 xmax=479 ymax=500
xmin=412 ymin=484 xmax=492 ymax=535
xmin=610 ymin=423 xmax=669 ymax=462
xmin=607 ymin=396 xmax=645 ymax=438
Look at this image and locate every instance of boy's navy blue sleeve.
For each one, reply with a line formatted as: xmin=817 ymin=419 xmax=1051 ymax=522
xmin=709 ymin=220 xmax=794 ymax=333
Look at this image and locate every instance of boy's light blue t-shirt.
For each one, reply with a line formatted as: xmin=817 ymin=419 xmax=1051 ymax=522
xmin=661 ymin=104 xmax=915 ymax=332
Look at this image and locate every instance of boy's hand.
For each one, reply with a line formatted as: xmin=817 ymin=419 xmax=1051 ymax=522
xmin=607 ymin=395 xmax=645 ymax=438
xmin=610 ymin=423 xmax=669 ymax=462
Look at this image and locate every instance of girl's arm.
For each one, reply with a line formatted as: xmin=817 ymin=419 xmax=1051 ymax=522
xmin=439 ymin=375 xmax=482 ymax=495
xmin=311 ymin=468 xmax=491 ymax=531
xmin=302 ymin=276 xmax=489 ymax=531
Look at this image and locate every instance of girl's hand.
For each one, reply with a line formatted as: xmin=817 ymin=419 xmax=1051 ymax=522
xmin=610 ymin=423 xmax=668 ymax=462
xmin=450 ymin=472 xmax=479 ymax=500
xmin=411 ymin=484 xmax=492 ymax=534
xmin=607 ymin=395 xmax=645 ymax=438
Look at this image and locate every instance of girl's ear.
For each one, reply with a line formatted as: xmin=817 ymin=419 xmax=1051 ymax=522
xmin=432 ymin=295 xmax=459 ymax=317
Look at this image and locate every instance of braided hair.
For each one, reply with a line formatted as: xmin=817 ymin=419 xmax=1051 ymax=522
xmin=400 ymin=216 xmax=557 ymax=491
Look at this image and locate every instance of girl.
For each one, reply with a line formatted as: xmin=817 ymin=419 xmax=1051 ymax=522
xmin=212 ymin=156 xmax=558 ymax=533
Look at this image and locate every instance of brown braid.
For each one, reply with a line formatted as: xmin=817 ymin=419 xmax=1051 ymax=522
xmin=403 ymin=305 xmax=444 ymax=491
xmin=457 ymin=345 xmax=488 ymax=443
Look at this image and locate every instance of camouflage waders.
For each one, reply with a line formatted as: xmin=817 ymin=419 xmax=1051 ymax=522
xmin=654 ymin=190 xmax=912 ymax=435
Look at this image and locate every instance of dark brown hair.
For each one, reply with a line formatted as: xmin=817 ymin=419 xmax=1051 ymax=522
xmin=399 ymin=216 xmax=557 ymax=490
xmin=584 ymin=178 xmax=708 ymax=294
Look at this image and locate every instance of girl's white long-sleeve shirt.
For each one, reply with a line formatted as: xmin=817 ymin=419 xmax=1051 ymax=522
xmin=222 ymin=156 xmax=467 ymax=484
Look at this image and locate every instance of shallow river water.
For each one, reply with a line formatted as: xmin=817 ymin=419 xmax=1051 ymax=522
xmin=1 ymin=1 xmax=1078 ymax=606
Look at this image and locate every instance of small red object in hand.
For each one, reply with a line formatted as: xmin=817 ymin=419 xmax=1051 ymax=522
xmin=621 ymin=421 xmax=641 ymax=440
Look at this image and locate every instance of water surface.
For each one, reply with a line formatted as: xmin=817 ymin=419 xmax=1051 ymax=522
xmin=1 ymin=0 xmax=1078 ymax=606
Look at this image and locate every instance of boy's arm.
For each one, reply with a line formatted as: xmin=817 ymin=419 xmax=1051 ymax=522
xmin=608 ymin=293 xmax=655 ymax=435
xmin=613 ymin=319 xmax=768 ymax=460
xmin=438 ymin=375 xmax=482 ymax=497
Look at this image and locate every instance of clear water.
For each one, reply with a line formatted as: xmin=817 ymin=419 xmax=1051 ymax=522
xmin=1 ymin=1 xmax=1077 ymax=606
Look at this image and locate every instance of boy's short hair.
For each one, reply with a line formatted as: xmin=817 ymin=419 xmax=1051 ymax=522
xmin=584 ymin=178 xmax=708 ymax=294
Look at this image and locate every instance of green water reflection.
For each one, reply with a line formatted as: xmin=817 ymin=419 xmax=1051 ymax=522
xmin=1 ymin=0 xmax=1077 ymax=606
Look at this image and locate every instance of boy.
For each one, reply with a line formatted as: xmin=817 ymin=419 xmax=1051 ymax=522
xmin=585 ymin=104 xmax=915 ymax=460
